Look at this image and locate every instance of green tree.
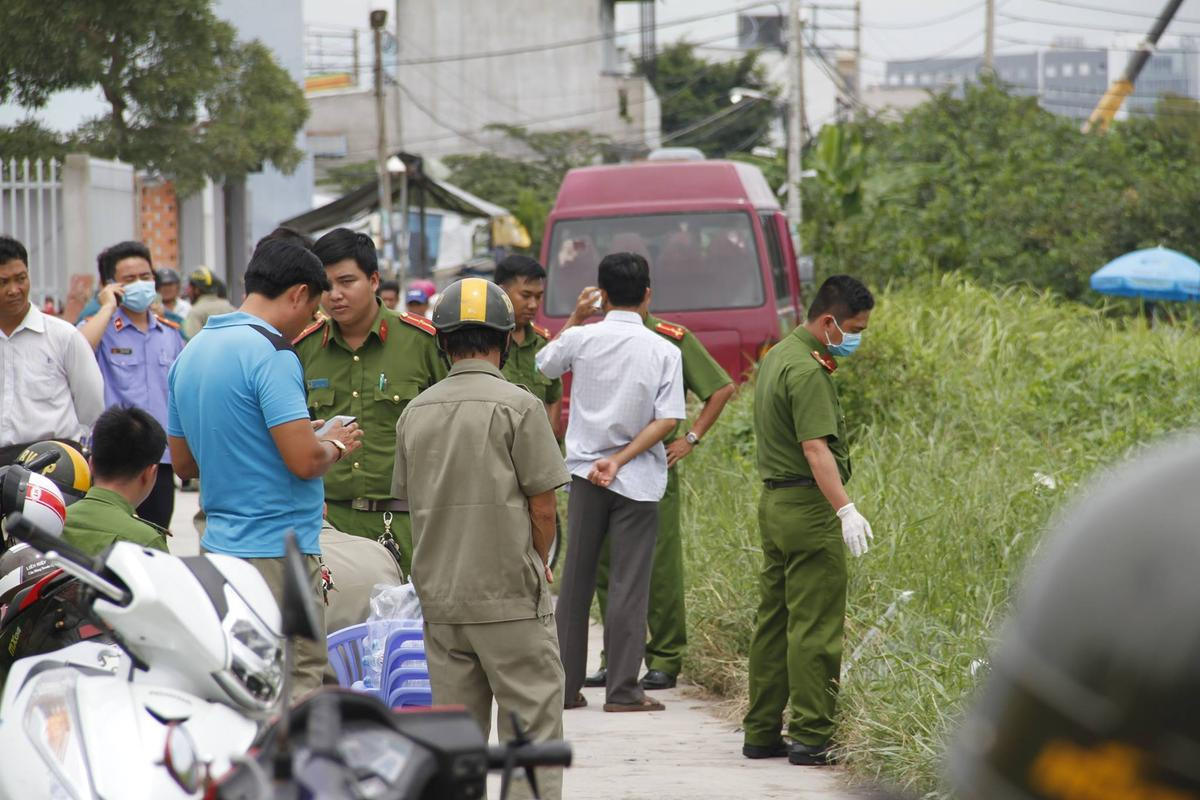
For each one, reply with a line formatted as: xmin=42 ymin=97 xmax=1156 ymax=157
xmin=646 ymin=42 xmax=777 ymax=157
xmin=0 ymin=0 xmax=307 ymax=194
xmin=442 ymin=125 xmax=611 ymax=254
xmin=0 ymin=120 xmax=68 ymax=162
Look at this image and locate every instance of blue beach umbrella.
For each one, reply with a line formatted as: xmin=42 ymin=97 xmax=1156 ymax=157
xmin=1090 ymin=246 xmax=1200 ymax=302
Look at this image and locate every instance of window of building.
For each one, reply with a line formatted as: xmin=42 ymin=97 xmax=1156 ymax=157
xmin=1079 ymin=62 xmax=1091 ymax=77
xmin=1062 ymin=63 xmax=1074 ymax=77
xmin=888 ymin=73 xmax=901 ymax=86
xmin=1046 ymin=65 xmax=1058 ymax=78
xmin=904 ymin=73 xmax=916 ymax=86
xmin=920 ymin=72 xmax=933 ymax=85
xmin=1017 ymin=67 xmax=1030 ymax=80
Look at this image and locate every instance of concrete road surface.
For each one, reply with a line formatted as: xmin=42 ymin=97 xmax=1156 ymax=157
xmin=169 ymin=489 xmax=855 ymax=798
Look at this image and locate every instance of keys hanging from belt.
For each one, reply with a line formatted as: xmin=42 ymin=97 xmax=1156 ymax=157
xmin=319 ymin=556 xmax=335 ymax=606
xmin=378 ymin=511 xmax=407 ymax=579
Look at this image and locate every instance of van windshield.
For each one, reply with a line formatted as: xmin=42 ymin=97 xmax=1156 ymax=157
xmin=544 ymin=212 xmax=765 ymax=316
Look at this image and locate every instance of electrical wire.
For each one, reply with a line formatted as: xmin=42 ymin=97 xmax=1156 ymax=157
xmin=390 ymin=1 xmax=783 ymax=66
xmin=1030 ymin=0 xmax=1200 ymax=26
xmin=999 ymin=10 xmax=1200 ymax=36
xmin=861 ymin=0 xmax=988 ymax=31
xmin=862 ymin=27 xmax=990 ymax=64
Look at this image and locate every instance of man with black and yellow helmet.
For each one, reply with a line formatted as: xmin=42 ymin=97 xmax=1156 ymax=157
xmin=182 ymin=266 xmax=234 ymax=340
xmin=15 ymin=440 xmax=91 ymax=504
xmin=392 ymin=277 xmax=570 ymax=800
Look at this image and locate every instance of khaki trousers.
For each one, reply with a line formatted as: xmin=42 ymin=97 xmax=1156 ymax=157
xmin=425 ymin=616 xmax=565 ymax=800
xmin=243 ymin=555 xmax=329 ymax=699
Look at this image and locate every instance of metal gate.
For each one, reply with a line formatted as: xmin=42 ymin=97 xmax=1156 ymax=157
xmin=0 ymin=158 xmax=64 ymax=306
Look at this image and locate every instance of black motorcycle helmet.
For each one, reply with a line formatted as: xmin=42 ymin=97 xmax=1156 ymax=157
xmin=15 ymin=440 xmax=91 ymax=505
xmin=951 ymin=437 xmax=1200 ymax=798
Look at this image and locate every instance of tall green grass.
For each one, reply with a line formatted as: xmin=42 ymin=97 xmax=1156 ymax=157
xmin=678 ymin=276 xmax=1200 ymax=796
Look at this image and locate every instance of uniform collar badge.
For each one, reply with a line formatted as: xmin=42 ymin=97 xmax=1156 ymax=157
xmin=379 ymin=319 xmax=388 ymax=343
xmin=811 ymin=349 xmax=837 ymax=373
xmin=113 ymin=315 xmax=125 ymax=331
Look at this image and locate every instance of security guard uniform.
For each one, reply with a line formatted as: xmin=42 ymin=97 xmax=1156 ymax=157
xmin=61 ymin=486 xmax=169 ymax=557
xmin=594 ymin=315 xmax=731 ymax=678
xmin=393 ymin=278 xmax=569 ymax=800
xmin=744 ymin=326 xmax=850 ymax=750
xmin=294 ymin=301 xmax=445 ymax=575
xmin=501 ymin=322 xmax=562 ymax=409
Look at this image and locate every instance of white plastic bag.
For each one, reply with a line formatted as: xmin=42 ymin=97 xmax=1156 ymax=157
xmin=362 ymin=582 xmax=423 ymax=688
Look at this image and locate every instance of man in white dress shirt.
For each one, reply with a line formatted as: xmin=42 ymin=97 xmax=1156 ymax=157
xmin=536 ymin=251 xmax=685 ymax=713
xmin=0 ymin=236 xmax=104 ymax=465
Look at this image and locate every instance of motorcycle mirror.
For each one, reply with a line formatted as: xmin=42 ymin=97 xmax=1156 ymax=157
xmin=281 ymin=531 xmax=320 ymax=641
xmin=163 ymin=722 xmax=203 ymax=793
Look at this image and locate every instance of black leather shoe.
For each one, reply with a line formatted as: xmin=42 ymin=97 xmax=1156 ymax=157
xmin=742 ymin=740 xmax=789 ymax=759
xmin=583 ymin=668 xmax=607 ymax=688
xmin=639 ymin=670 xmax=677 ymax=690
xmin=788 ymin=743 xmax=835 ymax=766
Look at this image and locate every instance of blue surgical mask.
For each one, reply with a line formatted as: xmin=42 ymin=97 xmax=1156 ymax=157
xmin=826 ymin=318 xmax=862 ymax=357
xmin=121 ymin=280 xmax=157 ymax=313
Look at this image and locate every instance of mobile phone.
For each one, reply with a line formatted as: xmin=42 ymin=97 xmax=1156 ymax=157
xmin=315 ymin=415 xmax=357 ymax=437
xmin=590 ymin=290 xmax=602 ymax=310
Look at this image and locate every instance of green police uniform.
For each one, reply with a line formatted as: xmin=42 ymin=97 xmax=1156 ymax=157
xmin=594 ymin=315 xmax=732 ymax=677
xmin=294 ymin=302 xmax=445 ymax=576
xmin=61 ymin=486 xmax=169 ymax=557
xmin=743 ymin=326 xmax=850 ymax=749
xmin=501 ymin=322 xmax=563 ymax=407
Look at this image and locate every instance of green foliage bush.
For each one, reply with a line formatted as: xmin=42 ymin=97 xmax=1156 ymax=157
xmin=679 ymin=277 xmax=1200 ymax=796
xmin=804 ymin=83 xmax=1200 ymax=301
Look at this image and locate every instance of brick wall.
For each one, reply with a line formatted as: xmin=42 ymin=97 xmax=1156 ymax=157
xmin=140 ymin=180 xmax=179 ymax=269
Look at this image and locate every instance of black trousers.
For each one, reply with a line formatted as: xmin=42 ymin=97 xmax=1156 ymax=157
xmin=136 ymin=463 xmax=175 ymax=530
xmin=556 ymin=476 xmax=658 ymax=705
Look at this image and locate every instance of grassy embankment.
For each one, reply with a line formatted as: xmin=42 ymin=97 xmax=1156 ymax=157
xmin=677 ymin=277 xmax=1200 ymax=797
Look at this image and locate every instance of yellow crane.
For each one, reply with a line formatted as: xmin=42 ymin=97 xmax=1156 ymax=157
xmin=1081 ymin=0 xmax=1187 ymax=134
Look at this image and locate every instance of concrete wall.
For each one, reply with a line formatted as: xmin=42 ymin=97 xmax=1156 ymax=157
xmin=307 ymin=0 xmax=661 ymax=176
xmin=215 ymin=0 xmax=315 ymax=266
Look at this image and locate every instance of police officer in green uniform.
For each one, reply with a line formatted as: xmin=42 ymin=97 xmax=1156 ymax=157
xmin=587 ymin=313 xmax=735 ymax=690
xmin=743 ymin=275 xmax=875 ymax=766
xmin=494 ymin=255 xmax=563 ymax=432
xmin=61 ymin=407 xmax=169 ymax=557
xmin=293 ymin=229 xmax=445 ymax=575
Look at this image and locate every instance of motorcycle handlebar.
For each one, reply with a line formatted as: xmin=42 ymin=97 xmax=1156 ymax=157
xmin=486 ymin=741 xmax=573 ymax=770
xmin=3 ymin=512 xmax=131 ymax=605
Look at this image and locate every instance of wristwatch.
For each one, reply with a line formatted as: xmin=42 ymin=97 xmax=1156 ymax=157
xmin=685 ymin=431 xmax=701 ymax=446
xmin=323 ymin=439 xmax=347 ymax=461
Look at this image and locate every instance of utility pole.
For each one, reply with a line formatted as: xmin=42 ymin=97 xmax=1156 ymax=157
xmin=394 ymin=0 xmax=409 ymax=278
xmin=370 ymin=9 xmax=393 ymax=271
xmin=983 ymin=0 xmax=995 ymax=74
xmin=853 ymin=0 xmax=862 ymax=98
xmin=787 ymin=0 xmax=805 ymax=252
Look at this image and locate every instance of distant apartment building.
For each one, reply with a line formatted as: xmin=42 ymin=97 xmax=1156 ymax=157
xmin=304 ymin=0 xmax=662 ymax=180
xmin=880 ymin=44 xmax=1198 ymax=122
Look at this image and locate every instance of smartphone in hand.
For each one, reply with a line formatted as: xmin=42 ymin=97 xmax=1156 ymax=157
xmin=315 ymin=415 xmax=357 ymax=437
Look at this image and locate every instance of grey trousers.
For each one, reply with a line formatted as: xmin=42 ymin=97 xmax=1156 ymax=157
xmin=556 ymin=476 xmax=658 ymax=705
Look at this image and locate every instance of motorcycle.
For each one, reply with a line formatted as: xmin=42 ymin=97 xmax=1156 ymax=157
xmin=195 ymin=534 xmax=573 ymax=800
xmin=0 ymin=510 xmax=284 ymax=799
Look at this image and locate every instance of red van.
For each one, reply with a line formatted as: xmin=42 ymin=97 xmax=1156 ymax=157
xmin=534 ymin=158 xmax=805 ymax=382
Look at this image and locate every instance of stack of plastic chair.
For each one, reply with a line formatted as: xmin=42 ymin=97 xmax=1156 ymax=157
xmin=381 ymin=623 xmax=432 ymax=708
xmin=326 ymin=622 xmax=370 ymax=689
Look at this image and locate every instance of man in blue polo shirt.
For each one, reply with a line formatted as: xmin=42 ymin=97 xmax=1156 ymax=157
xmin=167 ymin=240 xmax=362 ymax=693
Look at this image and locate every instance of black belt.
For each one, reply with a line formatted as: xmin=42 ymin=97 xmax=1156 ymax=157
xmin=762 ymin=478 xmax=815 ymax=489
xmin=328 ymin=498 xmax=410 ymax=512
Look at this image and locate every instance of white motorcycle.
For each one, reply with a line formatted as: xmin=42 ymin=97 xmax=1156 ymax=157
xmin=0 ymin=510 xmax=285 ymax=800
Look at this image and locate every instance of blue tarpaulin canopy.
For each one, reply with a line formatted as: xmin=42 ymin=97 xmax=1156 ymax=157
xmin=1090 ymin=246 xmax=1200 ymax=302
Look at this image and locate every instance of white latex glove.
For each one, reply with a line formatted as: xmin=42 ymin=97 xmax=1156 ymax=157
xmin=836 ymin=502 xmax=873 ymax=558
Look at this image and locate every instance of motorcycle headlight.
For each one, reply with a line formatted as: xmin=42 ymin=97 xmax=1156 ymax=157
xmin=23 ymin=669 xmax=93 ymax=800
xmin=214 ymin=588 xmax=283 ymax=712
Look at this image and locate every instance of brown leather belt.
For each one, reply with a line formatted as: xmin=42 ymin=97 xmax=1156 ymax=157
xmin=762 ymin=478 xmax=816 ymax=489
xmin=328 ymin=498 xmax=410 ymax=513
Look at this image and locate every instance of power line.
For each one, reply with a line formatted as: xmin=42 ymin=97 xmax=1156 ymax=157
xmin=997 ymin=33 xmax=1199 ymax=51
xmin=999 ymin=10 xmax=1200 ymax=36
xmin=863 ymin=27 xmax=989 ymax=64
xmin=391 ymin=1 xmax=781 ymax=66
xmin=1031 ymin=0 xmax=1200 ymax=26
xmin=861 ymin=1 xmax=987 ymax=30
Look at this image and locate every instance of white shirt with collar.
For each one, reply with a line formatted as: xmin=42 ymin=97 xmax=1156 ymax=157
xmin=536 ymin=309 xmax=685 ymax=502
xmin=0 ymin=304 xmax=105 ymax=449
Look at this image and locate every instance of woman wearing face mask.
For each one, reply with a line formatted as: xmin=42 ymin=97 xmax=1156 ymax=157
xmin=76 ymin=241 xmax=185 ymax=531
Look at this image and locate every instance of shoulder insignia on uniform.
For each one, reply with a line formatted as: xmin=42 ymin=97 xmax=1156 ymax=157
xmin=155 ymin=314 xmax=180 ymax=330
xmin=399 ymin=312 xmax=436 ymax=335
xmin=293 ymin=318 xmax=329 ymax=347
xmin=379 ymin=319 xmax=389 ymax=343
xmin=530 ymin=323 xmax=552 ymax=340
xmin=811 ymin=350 xmax=837 ymax=373
xmin=654 ymin=321 xmax=687 ymax=341
xmin=113 ymin=316 xmax=125 ymax=332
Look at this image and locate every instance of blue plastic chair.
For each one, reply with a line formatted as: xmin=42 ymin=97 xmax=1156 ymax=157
xmin=386 ymin=667 xmax=433 ymax=708
xmin=381 ymin=627 xmax=426 ymax=679
xmin=326 ymin=623 xmax=370 ymax=688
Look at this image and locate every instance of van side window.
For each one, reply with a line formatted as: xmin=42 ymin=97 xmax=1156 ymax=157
xmin=760 ymin=213 xmax=789 ymax=308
